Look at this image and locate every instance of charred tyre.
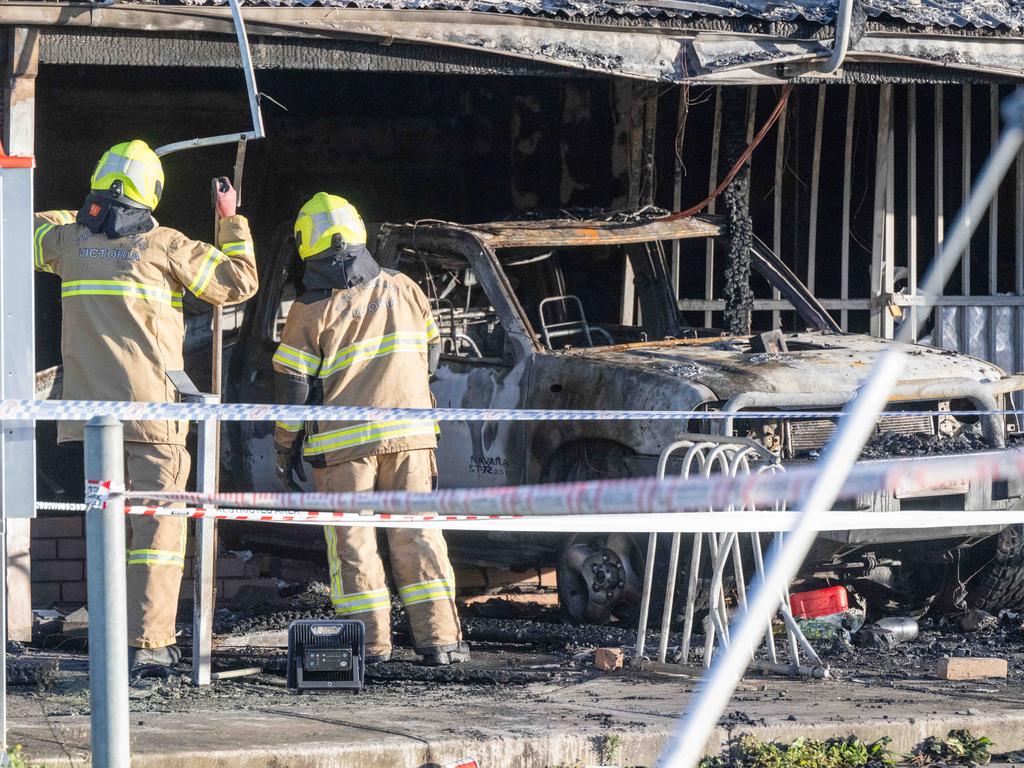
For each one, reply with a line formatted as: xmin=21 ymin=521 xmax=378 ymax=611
xmin=966 ymin=524 xmax=1024 ymax=612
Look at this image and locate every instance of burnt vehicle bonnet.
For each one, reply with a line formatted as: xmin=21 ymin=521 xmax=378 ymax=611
xmin=565 ymin=333 xmax=1006 ymax=404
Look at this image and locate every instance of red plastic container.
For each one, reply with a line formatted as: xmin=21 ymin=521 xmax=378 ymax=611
xmin=789 ymin=586 xmax=848 ymax=619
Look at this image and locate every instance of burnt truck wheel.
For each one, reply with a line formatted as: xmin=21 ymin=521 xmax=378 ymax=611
xmin=967 ymin=524 xmax=1024 ymax=612
xmin=557 ymin=532 xmax=646 ymax=624
xmin=545 ymin=441 xmax=648 ymax=624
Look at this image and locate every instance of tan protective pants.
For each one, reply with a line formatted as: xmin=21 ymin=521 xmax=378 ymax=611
xmin=313 ymin=449 xmax=462 ymax=657
xmin=124 ymin=442 xmax=190 ymax=649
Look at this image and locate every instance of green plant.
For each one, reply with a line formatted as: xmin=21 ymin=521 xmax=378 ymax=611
xmin=909 ymin=730 xmax=992 ymax=765
xmin=699 ymin=734 xmax=896 ymax=768
xmin=599 ymin=733 xmax=622 ymax=765
xmin=6 ymin=744 xmax=29 ymax=768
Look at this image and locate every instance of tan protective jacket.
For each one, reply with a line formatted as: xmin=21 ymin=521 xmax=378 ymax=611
xmin=273 ymin=269 xmax=439 ymax=465
xmin=34 ymin=210 xmax=258 ymax=444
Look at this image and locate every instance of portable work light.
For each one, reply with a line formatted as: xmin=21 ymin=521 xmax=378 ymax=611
xmin=287 ymin=619 xmax=365 ymax=693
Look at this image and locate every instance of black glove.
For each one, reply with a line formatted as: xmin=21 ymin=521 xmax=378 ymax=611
xmin=275 ymin=439 xmax=307 ymax=491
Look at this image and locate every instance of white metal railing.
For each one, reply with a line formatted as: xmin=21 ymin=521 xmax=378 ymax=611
xmin=632 ymin=438 xmax=825 ymax=678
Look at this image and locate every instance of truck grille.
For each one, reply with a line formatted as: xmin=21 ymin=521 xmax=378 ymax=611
xmin=786 ymin=412 xmax=934 ymax=457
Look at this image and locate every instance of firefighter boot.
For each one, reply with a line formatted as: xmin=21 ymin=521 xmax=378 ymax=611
xmin=418 ymin=641 xmax=471 ymax=667
xmin=128 ymin=645 xmax=181 ymax=680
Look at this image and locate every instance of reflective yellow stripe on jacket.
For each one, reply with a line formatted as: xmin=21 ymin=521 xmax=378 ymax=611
xmin=398 ymin=578 xmax=454 ymax=607
xmin=34 ymin=222 xmax=55 ymax=273
xmin=319 ymin=331 xmax=429 ymax=378
xmin=303 ymin=420 xmax=437 ymax=457
xmin=273 ymin=343 xmax=322 ymax=377
xmin=187 ymin=246 xmax=226 ymax=297
xmin=62 ymin=280 xmax=183 ymax=309
xmin=221 ymin=240 xmax=254 ymax=258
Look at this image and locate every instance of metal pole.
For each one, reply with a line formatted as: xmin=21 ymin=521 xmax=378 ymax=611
xmin=659 ymin=87 xmax=1024 ymax=768
xmin=190 ymin=393 xmax=219 ymax=687
xmin=633 ymin=532 xmax=658 ymax=661
xmin=84 ymin=416 xmax=130 ymax=768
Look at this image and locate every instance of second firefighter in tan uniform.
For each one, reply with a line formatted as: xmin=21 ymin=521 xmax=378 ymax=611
xmin=34 ymin=140 xmax=258 ymax=673
xmin=273 ymin=192 xmax=468 ymax=665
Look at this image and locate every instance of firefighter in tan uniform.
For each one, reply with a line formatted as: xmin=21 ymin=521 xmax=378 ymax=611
xmin=273 ymin=193 xmax=468 ymax=665
xmin=34 ymin=140 xmax=258 ymax=675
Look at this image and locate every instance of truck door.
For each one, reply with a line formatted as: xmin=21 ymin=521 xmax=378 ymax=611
xmin=389 ymin=244 xmax=533 ymax=489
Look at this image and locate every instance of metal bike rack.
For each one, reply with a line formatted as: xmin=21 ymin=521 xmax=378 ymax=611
xmin=633 ymin=436 xmax=826 ymax=678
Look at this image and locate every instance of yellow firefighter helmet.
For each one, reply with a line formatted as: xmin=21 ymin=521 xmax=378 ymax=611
xmin=90 ymin=140 xmax=164 ymax=211
xmin=294 ymin=192 xmax=367 ymax=260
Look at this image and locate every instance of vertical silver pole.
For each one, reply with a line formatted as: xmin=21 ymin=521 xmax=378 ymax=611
xmin=84 ymin=416 xmax=130 ymax=768
xmin=191 ymin=393 xmax=219 ymax=686
xmin=1016 ymin=134 xmax=1024 ymax=376
xmin=908 ymin=85 xmax=919 ymax=339
xmin=773 ymin=92 xmax=787 ymax=331
xmin=671 ymin=84 xmax=687 ymax=300
xmin=807 ymin=85 xmax=825 ymax=295
xmin=990 ymin=86 xmax=1000 ymax=299
xmin=658 ymin=533 xmax=682 ymax=663
xmin=705 ymin=87 xmax=722 ymax=329
xmin=962 ymin=85 xmax=972 ymax=296
xmin=870 ymin=85 xmax=893 ymax=338
xmin=841 ymin=86 xmax=855 ymax=332
xmin=633 ymin=532 xmax=658 ymax=661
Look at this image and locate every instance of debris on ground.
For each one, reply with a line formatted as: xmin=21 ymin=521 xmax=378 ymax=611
xmin=6 ymin=656 xmax=59 ymax=690
xmin=797 ymin=607 xmax=864 ymax=647
xmin=936 ymin=656 xmax=1008 ymax=681
xmin=855 ymin=617 xmax=918 ymax=650
xmin=31 ymin=607 xmax=89 ymax=652
xmin=959 ymin=609 xmax=998 ymax=633
xmin=593 ymin=647 xmax=624 ymax=671
xmin=860 ymin=431 xmax=988 ymax=459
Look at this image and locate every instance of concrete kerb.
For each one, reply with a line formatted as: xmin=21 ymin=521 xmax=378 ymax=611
xmin=14 ymin=708 xmax=1024 ymax=767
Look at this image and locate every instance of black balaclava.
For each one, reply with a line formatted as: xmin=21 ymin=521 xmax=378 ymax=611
xmin=303 ymin=234 xmax=382 ymax=291
xmin=77 ymin=191 xmax=156 ymax=239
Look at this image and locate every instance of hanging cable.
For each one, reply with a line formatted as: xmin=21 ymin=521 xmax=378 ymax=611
xmin=668 ymin=83 xmax=794 ymax=220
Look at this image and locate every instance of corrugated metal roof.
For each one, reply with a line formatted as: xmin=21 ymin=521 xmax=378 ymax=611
xmin=196 ymin=0 xmax=1024 ymax=30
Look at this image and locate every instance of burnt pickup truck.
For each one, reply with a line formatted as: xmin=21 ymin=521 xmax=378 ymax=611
xmin=228 ymin=212 xmax=1024 ymax=623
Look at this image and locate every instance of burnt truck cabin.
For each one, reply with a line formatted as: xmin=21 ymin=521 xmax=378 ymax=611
xmin=12 ymin=0 xmax=1024 ymax=622
xmin=228 ymin=210 xmax=1024 ymax=622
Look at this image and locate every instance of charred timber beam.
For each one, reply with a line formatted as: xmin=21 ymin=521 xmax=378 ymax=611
xmin=0 ymin=3 xmax=1021 ymax=82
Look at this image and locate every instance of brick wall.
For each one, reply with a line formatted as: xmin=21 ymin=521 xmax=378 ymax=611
xmin=31 ymin=513 xmax=553 ymax=611
xmin=31 ymin=513 xmax=329 ymax=610
xmin=32 ymin=514 xmax=86 ymax=607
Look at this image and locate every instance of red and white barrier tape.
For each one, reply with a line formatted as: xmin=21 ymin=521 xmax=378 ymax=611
xmin=97 ymin=447 xmax=1024 ymax=520
xmin=113 ymin=504 xmax=1024 ymax=533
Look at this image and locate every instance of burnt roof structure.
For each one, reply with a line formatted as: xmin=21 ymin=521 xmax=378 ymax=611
xmin=3 ymin=0 xmax=1024 ymax=82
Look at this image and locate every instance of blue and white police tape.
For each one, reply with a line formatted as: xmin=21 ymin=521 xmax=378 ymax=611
xmin=104 ymin=446 xmax=1024 ymax=518
xmin=2 ymin=398 xmax=1024 ymax=422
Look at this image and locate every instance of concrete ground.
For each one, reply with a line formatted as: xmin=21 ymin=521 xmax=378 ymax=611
xmin=10 ymin=642 xmax=1024 ymax=768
